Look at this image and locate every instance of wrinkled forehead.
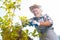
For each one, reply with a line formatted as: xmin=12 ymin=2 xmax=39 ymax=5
xmin=32 ymin=8 xmax=40 ymax=10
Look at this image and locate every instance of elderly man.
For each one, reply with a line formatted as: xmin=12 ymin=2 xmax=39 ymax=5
xmin=29 ymin=4 xmax=59 ymax=40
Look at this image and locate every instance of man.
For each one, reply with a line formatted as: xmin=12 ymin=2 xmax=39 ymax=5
xmin=29 ymin=4 xmax=59 ymax=40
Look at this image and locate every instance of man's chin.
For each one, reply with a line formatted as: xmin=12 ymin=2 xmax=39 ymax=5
xmin=36 ymin=16 xmax=40 ymax=18
xmin=35 ymin=15 xmax=40 ymax=17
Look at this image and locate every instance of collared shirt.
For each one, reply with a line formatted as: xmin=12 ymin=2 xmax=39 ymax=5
xmin=29 ymin=14 xmax=53 ymax=33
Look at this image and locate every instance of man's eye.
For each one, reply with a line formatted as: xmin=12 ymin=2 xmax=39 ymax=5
xmin=32 ymin=11 xmax=35 ymax=12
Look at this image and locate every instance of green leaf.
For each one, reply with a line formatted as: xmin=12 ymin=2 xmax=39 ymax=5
xmin=0 ymin=17 xmax=3 ymax=22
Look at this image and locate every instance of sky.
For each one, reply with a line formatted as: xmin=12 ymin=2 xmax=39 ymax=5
xmin=0 ymin=0 xmax=60 ymax=40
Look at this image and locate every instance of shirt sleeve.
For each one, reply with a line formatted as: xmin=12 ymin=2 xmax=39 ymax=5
xmin=29 ymin=18 xmax=39 ymax=26
xmin=29 ymin=18 xmax=34 ymax=26
xmin=43 ymin=14 xmax=53 ymax=25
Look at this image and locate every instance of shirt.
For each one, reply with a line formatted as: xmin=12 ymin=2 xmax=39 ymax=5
xmin=29 ymin=14 xmax=53 ymax=33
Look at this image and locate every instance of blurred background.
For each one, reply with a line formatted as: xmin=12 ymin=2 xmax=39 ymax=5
xmin=0 ymin=0 xmax=60 ymax=40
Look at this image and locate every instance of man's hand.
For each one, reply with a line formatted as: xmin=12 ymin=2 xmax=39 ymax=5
xmin=40 ymin=21 xmax=52 ymax=26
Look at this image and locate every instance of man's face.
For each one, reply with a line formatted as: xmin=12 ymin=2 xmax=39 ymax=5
xmin=31 ymin=8 xmax=42 ymax=18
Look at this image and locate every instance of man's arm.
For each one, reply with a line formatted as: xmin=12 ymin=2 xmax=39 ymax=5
xmin=40 ymin=14 xmax=53 ymax=27
xmin=32 ymin=14 xmax=53 ymax=27
xmin=39 ymin=21 xmax=52 ymax=27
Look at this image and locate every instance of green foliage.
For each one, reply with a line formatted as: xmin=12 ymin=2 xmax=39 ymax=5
xmin=19 ymin=16 xmax=42 ymax=37
xmin=0 ymin=0 xmax=42 ymax=40
xmin=19 ymin=16 xmax=29 ymax=27
xmin=29 ymin=29 xmax=41 ymax=37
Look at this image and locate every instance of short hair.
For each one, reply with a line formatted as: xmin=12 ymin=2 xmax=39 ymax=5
xmin=29 ymin=4 xmax=41 ymax=11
